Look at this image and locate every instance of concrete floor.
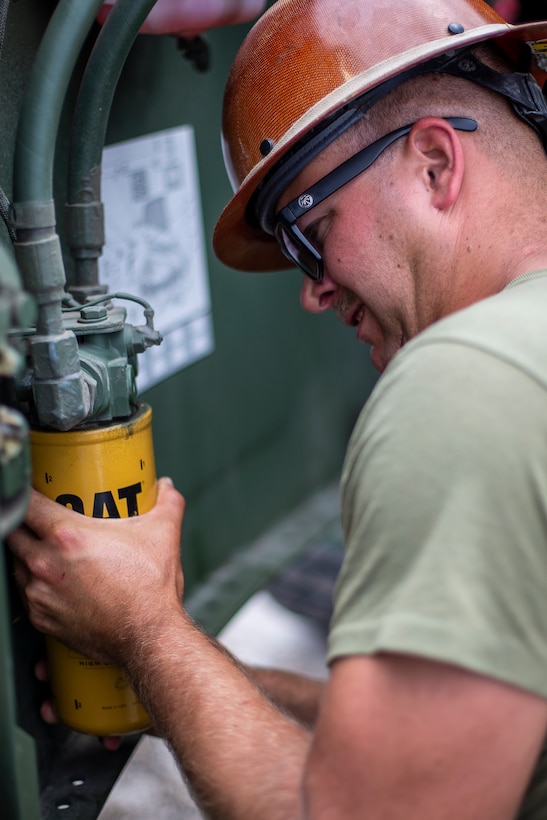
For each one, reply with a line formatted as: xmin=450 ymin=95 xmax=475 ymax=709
xmin=97 ymin=590 xmax=329 ymax=819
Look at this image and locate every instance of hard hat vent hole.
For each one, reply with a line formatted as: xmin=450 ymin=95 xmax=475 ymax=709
xmin=448 ymin=22 xmax=465 ymax=34
xmin=260 ymin=138 xmax=275 ymax=156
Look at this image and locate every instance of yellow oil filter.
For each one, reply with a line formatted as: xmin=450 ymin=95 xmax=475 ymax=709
xmin=30 ymin=403 xmax=156 ymax=736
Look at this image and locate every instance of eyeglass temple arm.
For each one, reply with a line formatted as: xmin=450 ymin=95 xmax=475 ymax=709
xmin=286 ymin=116 xmax=478 ymax=221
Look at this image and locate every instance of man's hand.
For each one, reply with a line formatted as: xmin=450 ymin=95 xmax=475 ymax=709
xmin=7 ymin=477 xmax=185 ymax=669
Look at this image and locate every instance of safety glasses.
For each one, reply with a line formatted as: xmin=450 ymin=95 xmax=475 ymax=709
xmin=274 ymin=116 xmax=477 ymax=282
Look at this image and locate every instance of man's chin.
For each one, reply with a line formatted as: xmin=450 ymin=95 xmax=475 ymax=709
xmin=370 ymin=339 xmax=405 ymax=373
xmin=370 ymin=345 xmax=385 ymax=373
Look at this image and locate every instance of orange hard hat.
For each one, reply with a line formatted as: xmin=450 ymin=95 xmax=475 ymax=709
xmin=213 ymin=0 xmax=547 ymax=273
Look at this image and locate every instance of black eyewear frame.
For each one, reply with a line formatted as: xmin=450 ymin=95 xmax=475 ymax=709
xmin=274 ymin=116 xmax=478 ymax=282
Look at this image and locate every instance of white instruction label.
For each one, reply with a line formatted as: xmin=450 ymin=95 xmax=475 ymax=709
xmin=99 ymin=126 xmax=214 ymax=392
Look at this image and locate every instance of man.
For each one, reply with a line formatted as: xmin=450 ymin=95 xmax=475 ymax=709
xmin=8 ymin=0 xmax=547 ymax=817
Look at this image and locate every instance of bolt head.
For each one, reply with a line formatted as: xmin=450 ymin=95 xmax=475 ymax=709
xmin=79 ymin=306 xmax=107 ymax=322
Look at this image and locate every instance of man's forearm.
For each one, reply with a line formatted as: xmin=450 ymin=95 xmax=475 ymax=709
xmin=246 ymin=666 xmax=326 ymax=728
xmin=126 ymin=609 xmax=312 ymax=820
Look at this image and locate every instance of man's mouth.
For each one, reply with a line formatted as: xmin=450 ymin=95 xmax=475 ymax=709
xmin=336 ymin=295 xmax=375 ymax=346
xmin=339 ymin=298 xmax=389 ymax=371
xmin=340 ymin=300 xmax=364 ymax=329
xmin=350 ymin=304 xmax=375 ymax=346
xmin=352 ymin=305 xmax=365 ymax=327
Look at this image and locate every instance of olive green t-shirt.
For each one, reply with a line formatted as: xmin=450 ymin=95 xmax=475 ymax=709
xmin=328 ymin=270 xmax=547 ymax=818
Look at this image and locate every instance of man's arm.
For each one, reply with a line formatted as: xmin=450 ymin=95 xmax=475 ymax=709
xmin=245 ymin=666 xmax=325 ymax=728
xmin=130 ymin=614 xmax=312 ymax=819
xmin=305 ymin=653 xmax=547 ymax=819
xmin=8 ymin=483 xmax=312 ymax=818
xmin=8 ymin=483 xmax=547 ymax=819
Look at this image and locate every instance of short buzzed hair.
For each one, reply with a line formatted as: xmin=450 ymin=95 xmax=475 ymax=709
xmin=340 ymin=43 xmax=543 ymax=177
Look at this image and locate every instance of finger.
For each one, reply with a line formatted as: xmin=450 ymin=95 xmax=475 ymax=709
xmin=6 ymin=523 xmax=39 ymax=564
xmin=10 ymin=552 xmax=28 ymax=587
xmin=20 ymin=489 xmax=80 ymax=539
xmin=155 ymin=475 xmax=179 ymax=500
xmin=40 ymin=698 xmax=58 ymax=725
xmin=34 ymin=658 xmax=49 ymax=682
xmin=101 ymin=735 xmax=122 ymax=751
xmin=154 ymin=477 xmax=185 ymax=519
xmin=9 ymin=528 xmax=66 ymax=594
xmin=20 ymin=480 xmax=183 ymax=542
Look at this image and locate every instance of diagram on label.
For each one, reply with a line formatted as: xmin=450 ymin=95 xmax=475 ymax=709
xmin=99 ymin=125 xmax=214 ymax=392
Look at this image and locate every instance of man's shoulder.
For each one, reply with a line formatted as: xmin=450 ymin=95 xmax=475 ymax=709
xmin=349 ymin=270 xmax=547 ymax=455
xmin=356 ymin=269 xmax=547 ymax=436
xmin=398 ymin=269 xmax=547 ymax=381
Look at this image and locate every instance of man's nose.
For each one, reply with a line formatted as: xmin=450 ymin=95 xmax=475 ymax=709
xmin=300 ymin=269 xmax=339 ymax=313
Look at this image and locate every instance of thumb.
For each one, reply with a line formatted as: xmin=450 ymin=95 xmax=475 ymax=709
xmin=153 ymin=477 xmax=186 ymax=518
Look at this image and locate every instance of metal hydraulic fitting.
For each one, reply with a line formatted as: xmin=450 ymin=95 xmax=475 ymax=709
xmin=12 ymin=200 xmax=92 ymax=431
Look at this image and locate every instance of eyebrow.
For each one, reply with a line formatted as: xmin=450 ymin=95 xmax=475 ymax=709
xmin=303 ymin=219 xmax=321 ymax=245
xmin=303 ymin=205 xmax=335 ymax=247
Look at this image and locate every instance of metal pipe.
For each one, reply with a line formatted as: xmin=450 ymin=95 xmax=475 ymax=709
xmin=11 ymin=0 xmax=104 ymax=430
xmin=67 ymin=0 xmax=158 ymax=292
xmin=13 ymin=0 xmax=105 ymax=204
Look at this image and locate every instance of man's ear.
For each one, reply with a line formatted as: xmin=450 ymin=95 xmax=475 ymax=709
xmin=406 ymin=117 xmax=465 ymax=211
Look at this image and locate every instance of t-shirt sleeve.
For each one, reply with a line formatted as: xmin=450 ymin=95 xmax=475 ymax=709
xmin=327 ymin=339 xmax=547 ymax=698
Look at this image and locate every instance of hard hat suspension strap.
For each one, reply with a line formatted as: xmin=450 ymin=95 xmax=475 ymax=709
xmin=251 ymin=46 xmax=547 ymax=235
xmin=427 ymin=49 xmax=547 ymax=152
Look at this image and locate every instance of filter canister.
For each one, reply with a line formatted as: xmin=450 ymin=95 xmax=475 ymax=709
xmin=30 ymin=403 xmax=156 ymax=736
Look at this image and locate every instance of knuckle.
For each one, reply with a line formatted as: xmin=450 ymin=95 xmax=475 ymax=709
xmin=47 ymin=520 xmax=81 ymax=556
xmin=25 ymin=593 xmax=53 ymax=633
xmin=26 ymin=553 xmax=55 ymax=581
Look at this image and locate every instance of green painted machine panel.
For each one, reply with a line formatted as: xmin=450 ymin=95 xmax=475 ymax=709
xmin=99 ymin=26 xmax=376 ymax=593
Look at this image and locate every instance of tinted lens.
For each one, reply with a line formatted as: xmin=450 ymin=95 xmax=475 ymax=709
xmin=275 ymin=223 xmax=323 ymax=281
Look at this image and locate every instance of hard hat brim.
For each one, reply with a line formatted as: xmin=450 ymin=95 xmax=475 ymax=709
xmin=213 ymin=20 xmax=547 ymax=273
